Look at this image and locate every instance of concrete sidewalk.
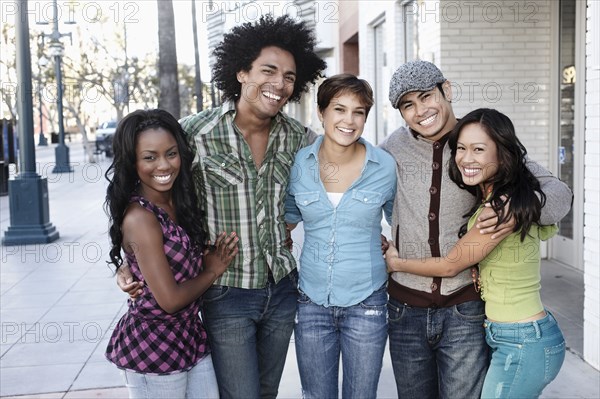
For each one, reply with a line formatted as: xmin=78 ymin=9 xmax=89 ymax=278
xmin=1 ymin=140 xmax=598 ymax=398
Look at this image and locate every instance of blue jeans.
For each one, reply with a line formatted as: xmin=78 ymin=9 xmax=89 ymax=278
xmin=482 ymin=311 xmax=565 ymax=398
xmin=388 ymin=298 xmax=489 ymax=398
xmin=121 ymin=354 xmax=219 ymax=399
xmin=201 ymin=270 xmax=298 ymax=399
xmin=295 ymin=285 xmax=388 ymax=399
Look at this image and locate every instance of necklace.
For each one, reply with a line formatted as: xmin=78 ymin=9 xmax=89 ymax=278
xmin=471 ymin=267 xmax=481 ymax=293
xmin=482 ymin=185 xmax=493 ymax=204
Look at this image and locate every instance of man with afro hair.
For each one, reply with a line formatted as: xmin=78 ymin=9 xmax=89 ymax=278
xmin=118 ymin=14 xmax=326 ymax=399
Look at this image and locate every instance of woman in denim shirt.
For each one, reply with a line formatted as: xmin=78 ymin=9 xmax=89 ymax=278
xmin=285 ymin=74 xmax=396 ymax=399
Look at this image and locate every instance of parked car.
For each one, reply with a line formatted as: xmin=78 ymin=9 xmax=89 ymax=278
xmin=95 ymin=121 xmax=117 ymax=157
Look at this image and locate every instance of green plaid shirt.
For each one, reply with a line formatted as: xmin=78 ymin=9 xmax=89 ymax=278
xmin=180 ymin=101 xmax=313 ymax=289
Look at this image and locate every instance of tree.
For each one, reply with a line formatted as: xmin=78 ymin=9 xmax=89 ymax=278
xmin=191 ymin=0 xmax=203 ymax=113
xmin=157 ymin=0 xmax=180 ymax=119
xmin=178 ymin=64 xmax=212 ymax=116
xmin=1 ymin=5 xmax=163 ymax=163
xmin=1 ymin=22 xmax=18 ymax=121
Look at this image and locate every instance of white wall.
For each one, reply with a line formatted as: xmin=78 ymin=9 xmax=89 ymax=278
xmin=358 ymin=1 xmax=401 ymax=144
xmin=584 ymin=0 xmax=600 ymax=370
xmin=357 ymin=0 xmax=554 ymax=164
xmin=438 ymin=0 xmax=553 ymax=166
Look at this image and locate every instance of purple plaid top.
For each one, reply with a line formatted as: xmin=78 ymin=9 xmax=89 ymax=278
xmin=105 ymin=196 xmax=209 ymax=374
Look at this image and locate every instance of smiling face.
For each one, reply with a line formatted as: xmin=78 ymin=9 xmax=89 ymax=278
xmin=236 ymin=46 xmax=297 ymax=120
xmin=455 ymin=123 xmax=499 ymax=191
xmin=135 ymin=127 xmax=181 ymax=199
xmin=319 ymin=92 xmax=368 ymax=148
xmin=397 ymin=81 xmax=456 ymax=142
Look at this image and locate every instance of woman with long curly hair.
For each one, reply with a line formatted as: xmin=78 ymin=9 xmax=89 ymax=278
xmin=104 ymin=109 xmax=237 ymax=398
xmin=117 ymin=15 xmax=327 ymax=398
xmin=386 ymin=108 xmax=566 ymax=398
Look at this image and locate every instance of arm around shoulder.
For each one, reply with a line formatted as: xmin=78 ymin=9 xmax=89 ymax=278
xmin=526 ymin=158 xmax=573 ymax=225
xmin=304 ymin=126 xmax=320 ymax=145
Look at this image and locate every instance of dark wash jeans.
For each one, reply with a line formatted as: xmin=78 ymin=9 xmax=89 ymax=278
xmin=201 ymin=270 xmax=298 ymax=399
xmin=388 ymin=297 xmax=489 ymax=398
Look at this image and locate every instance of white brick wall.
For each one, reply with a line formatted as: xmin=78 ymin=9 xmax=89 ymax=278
xmin=418 ymin=0 xmax=442 ymax=64
xmin=358 ymin=0 xmax=555 ymax=165
xmin=438 ymin=0 xmax=553 ymax=167
xmin=584 ymin=0 xmax=600 ymax=370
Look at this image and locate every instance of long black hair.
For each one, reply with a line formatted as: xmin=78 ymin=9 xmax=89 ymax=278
xmin=104 ymin=109 xmax=205 ymax=270
xmin=448 ymin=108 xmax=546 ymax=241
xmin=212 ymin=14 xmax=326 ymax=102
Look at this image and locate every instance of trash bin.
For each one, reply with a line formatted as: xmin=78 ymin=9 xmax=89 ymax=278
xmin=51 ymin=132 xmax=58 ymax=144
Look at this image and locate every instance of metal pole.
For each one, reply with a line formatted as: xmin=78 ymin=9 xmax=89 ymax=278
xmin=124 ymin=22 xmax=130 ymax=114
xmin=38 ymin=77 xmax=47 ymax=146
xmin=3 ymin=0 xmax=59 ymax=245
xmin=37 ymin=49 xmax=48 ymax=146
xmin=48 ymin=0 xmax=72 ymax=173
xmin=15 ymin=0 xmax=36 ymax=176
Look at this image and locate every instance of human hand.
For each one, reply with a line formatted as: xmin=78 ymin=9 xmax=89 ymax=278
xmin=385 ymin=240 xmax=400 ymax=273
xmin=117 ymin=263 xmax=144 ymax=300
xmin=476 ymin=196 xmax=515 ymax=239
xmin=203 ymin=232 xmax=239 ymax=278
xmin=285 ymin=224 xmax=295 ymax=251
xmin=380 ymin=235 xmax=390 ymax=255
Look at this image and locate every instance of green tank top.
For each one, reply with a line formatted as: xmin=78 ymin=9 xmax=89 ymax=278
xmin=468 ymin=206 xmax=558 ymax=322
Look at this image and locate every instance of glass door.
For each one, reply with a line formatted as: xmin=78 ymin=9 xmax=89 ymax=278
xmin=551 ymin=0 xmax=582 ymax=269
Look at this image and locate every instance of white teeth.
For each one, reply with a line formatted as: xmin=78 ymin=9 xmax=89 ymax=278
xmin=419 ymin=114 xmax=436 ymax=126
xmin=462 ymin=168 xmax=480 ymax=176
xmin=263 ymin=91 xmax=281 ymax=101
xmin=338 ymin=127 xmax=353 ymax=133
xmin=153 ymin=174 xmax=171 ymax=183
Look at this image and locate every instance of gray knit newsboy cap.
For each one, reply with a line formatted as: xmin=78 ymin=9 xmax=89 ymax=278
xmin=389 ymin=60 xmax=446 ymax=109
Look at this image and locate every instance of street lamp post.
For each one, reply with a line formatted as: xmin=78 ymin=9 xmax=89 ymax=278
xmin=41 ymin=0 xmax=73 ymax=173
xmin=37 ymin=53 xmax=48 ymax=146
xmin=3 ymin=0 xmax=59 ymax=245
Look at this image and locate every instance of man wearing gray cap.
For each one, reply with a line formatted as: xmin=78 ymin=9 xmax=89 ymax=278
xmin=380 ymin=60 xmax=572 ymax=398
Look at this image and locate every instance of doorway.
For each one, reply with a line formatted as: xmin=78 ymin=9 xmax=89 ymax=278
xmin=551 ymin=0 xmax=584 ymax=270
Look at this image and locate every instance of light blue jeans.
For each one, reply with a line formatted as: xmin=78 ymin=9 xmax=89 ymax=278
xmin=482 ymin=311 xmax=566 ymax=398
xmin=388 ymin=298 xmax=489 ymax=398
xmin=121 ymin=354 xmax=219 ymax=399
xmin=294 ymin=284 xmax=388 ymax=399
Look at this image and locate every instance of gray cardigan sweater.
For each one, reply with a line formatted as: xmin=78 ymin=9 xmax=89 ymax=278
xmin=380 ymin=126 xmax=572 ymax=307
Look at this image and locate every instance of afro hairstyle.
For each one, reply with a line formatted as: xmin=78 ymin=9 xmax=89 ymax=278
xmin=212 ymin=14 xmax=327 ymax=103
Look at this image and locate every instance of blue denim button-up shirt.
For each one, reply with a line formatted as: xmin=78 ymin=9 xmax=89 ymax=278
xmin=285 ymin=136 xmax=397 ymax=307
